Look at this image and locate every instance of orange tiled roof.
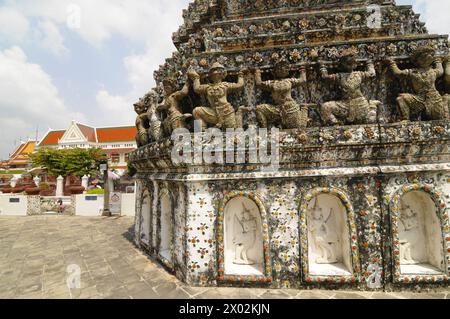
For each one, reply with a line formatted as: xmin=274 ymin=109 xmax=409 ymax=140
xmin=8 ymin=141 xmax=36 ymax=165
xmin=39 ymin=130 xmax=65 ymax=146
xmin=77 ymin=124 xmax=97 ymax=142
xmin=96 ymin=127 xmax=137 ymax=143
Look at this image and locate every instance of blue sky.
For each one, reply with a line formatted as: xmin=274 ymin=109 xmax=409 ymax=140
xmin=0 ymin=0 xmax=448 ymax=158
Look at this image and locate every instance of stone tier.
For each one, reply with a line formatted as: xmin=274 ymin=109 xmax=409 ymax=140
xmin=130 ymin=120 xmax=450 ymax=174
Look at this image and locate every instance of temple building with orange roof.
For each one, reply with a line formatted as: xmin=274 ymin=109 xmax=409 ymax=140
xmin=4 ymin=140 xmax=37 ymax=169
xmin=37 ymin=121 xmax=137 ymax=174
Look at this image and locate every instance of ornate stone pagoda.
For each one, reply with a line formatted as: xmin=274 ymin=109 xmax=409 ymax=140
xmin=130 ymin=0 xmax=450 ymax=290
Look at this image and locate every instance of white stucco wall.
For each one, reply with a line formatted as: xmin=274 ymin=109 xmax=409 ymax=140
xmin=0 ymin=195 xmax=28 ymax=216
xmin=75 ymin=194 xmax=104 ymax=216
xmin=121 ymin=193 xmax=136 ymax=216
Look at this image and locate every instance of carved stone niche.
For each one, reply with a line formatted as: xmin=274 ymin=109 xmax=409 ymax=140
xmin=306 ymin=194 xmax=353 ymax=276
xmin=140 ymin=189 xmax=152 ymax=247
xmin=159 ymin=191 xmax=173 ymax=263
xmin=398 ymin=191 xmax=445 ymax=275
xmin=223 ymin=196 xmax=265 ymax=276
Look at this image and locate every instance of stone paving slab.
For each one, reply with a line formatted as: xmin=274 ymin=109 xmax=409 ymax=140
xmin=0 ymin=216 xmax=448 ymax=300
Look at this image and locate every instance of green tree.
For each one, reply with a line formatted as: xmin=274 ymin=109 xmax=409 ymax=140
xmin=31 ymin=147 xmax=106 ymax=177
xmin=30 ymin=148 xmax=66 ymax=177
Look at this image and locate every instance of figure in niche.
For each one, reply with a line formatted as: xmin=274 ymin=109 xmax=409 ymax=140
xmin=255 ymin=60 xmax=309 ymax=129
xmin=134 ymin=90 xmax=162 ymax=147
xmin=158 ymin=77 xmax=192 ymax=135
xmin=233 ymin=203 xmax=257 ymax=265
xmin=387 ymin=47 xmax=448 ymax=121
xmin=320 ymin=50 xmax=380 ymax=126
xmin=399 ymin=202 xmax=419 ymax=265
xmin=309 ymin=198 xmax=338 ymax=264
xmin=187 ymin=63 xmax=250 ymax=130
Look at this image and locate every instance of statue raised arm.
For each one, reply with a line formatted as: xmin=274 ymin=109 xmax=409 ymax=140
xmin=388 ymin=47 xmax=448 ymax=121
xmin=158 ymin=77 xmax=192 ymax=135
xmin=320 ymin=50 xmax=380 ymax=126
xmin=187 ymin=63 xmax=247 ymax=130
xmin=255 ymin=60 xmax=309 ymax=129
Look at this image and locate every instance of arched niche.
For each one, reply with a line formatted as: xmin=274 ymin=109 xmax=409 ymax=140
xmin=217 ymin=192 xmax=272 ymax=284
xmin=389 ymin=184 xmax=450 ymax=282
xmin=159 ymin=191 xmax=173 ymax=263
xmin=300 ymin=188 xmax=360 ymax=284
xmin=139 ymin=189 xmax=151 ymax=246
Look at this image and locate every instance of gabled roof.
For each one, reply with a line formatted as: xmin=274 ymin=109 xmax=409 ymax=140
xmin=96 ymin=126 xmax=137 ymax=143
xmin=39 ymin=130 xmax=65 ymax=146
xmin=77 ymin=123 xmax=97 ymax=143
xmin=8 ymin=140 xmax=36 ymax=165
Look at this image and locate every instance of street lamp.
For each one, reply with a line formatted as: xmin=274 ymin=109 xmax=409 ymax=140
xmin=100 ymin=163 xmax=111 ymax=217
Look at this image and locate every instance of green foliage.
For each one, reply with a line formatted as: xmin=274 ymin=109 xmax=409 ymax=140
xmin=126 ymin=161 xmax=137 ymax=177
xmin=0 ymin=170 xmax=25 ymax=175
xmin=31 ymin=147 xmax=107 ymax=177
xmin=86 ymin=188 xmax=104 ymax=195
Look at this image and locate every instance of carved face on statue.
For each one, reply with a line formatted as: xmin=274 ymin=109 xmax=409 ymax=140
xmin=209 ymin=62 xmax=227 ymax=83
xmin=340 ymin=55 xmax=357 ymax=73
xmin=412 ymin=47 xmax=436 ymax=68
xmin=273 ymin=61 xmax=290 ymax=79
xmin=163 ymin=78 xmax=178 ymax=96
xmin=133 ymin=100 xmax=147 ymax=115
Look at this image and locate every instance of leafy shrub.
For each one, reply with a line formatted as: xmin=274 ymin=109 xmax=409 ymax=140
xmin=86 ymin=188 xmax=104 ymax=195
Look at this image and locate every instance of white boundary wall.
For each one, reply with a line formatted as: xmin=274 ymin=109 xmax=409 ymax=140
xmin=75 ymin=194 xmax=104 ymax=216
xmin=121 ymin=193 xmax=136 ymax=216
xmin=0 ymin=195 xmax=28 ymax=216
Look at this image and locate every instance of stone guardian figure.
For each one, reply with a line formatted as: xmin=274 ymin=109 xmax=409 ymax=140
xmin=134 ymin=90 xmax=163 ymax=146
xmin=134 ymin=96 xmax=150 ymax=147
xmin=309 ymin=197 xmax=338 ymax=264
xmin=399 ymin=202 xmax=419 ymax=265
xmin=187 ymin=63 xmax=248 ymax=130
xmin=320 ymin=51 xmax=380 ymax=126
xmin=387 ymin=47 xmax=448 ymax=121
xmin=158 ymin=78 xmax=192 ymax=135
xmin=444 ymin=53 xmax=450 ymax=113
xmin=232 ymin=203 xmax=257 ymax=265
xmin=146 ymin=90 xmax=163 ymax=142
xmin=255 ymin=60 xmax=309 ymax=129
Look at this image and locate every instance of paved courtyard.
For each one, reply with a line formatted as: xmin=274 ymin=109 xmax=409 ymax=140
xmin=0 ymin=216 xmax=448 ymax=299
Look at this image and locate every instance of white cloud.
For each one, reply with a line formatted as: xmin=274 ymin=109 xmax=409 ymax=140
xmin=0 ymin=7 xmax=30 ymax=43
xmin=412 ymin=0 xmax=450 ymax=35
xmin=36 ymin=20 xmax=68 ymax=57
xmin=0 ymin=46 xmax=85 ymax=158
xmin=95 ymin=49 xmax=157 ymax=126
xmin=4 ymin=0 xmax=188 ymax=47
xmin=0 ymin=0 xmax=189 ymax=128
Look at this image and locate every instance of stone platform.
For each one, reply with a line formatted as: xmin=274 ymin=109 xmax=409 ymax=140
xmin=131 ymin=121 xmax=450 ymax=290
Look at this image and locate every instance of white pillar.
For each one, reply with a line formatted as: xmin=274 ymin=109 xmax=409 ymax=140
xmin=33 ymin=176 xmax=41 ymax=187
xmin=10 ymin=177 xmax=18 ymax=188
xmin=56 ymin=175 xmax=64 ymax=197
xmin=81 ymin=175 xmax=89 ymax=190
